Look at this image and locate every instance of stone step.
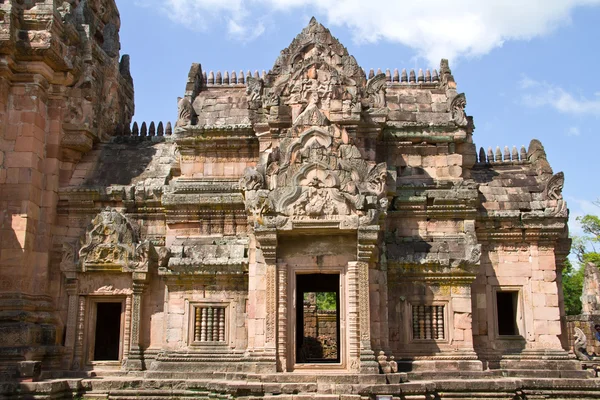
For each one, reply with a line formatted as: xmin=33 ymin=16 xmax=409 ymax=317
xmin=251 ymin=373 xmax=388 ymax=385
xmin=500 ymin=368 xmax=595 ymax=379
xmin=255 ymin=396 xmax=351 ymax=400
xmin=143 ymin=371 xmax=246 ymax=380
xmin=407 ymin=370 xmax=502 ymax=381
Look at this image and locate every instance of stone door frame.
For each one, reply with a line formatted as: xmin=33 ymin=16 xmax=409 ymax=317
xmin=285 ymin=264 xmax=349 ymax=372
xmin=84 ymin=296 xmax=127 ymax=368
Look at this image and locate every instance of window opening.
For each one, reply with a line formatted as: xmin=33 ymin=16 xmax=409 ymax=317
xmin=412 ymin=305 xmax=445 ymax=340
xmin=193 ymin=305 xmax=227 ymax=344
xmin=496 ymin=291 xmax=519 ymax=336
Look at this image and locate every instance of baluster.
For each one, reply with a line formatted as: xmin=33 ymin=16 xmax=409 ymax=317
xmin=207 ymin=307 xmax=214 ymax=341
xmin=194 ymin=307 xmax=201 ymax=342
xmin=432 ymin=306 xmax=438 ymax=339
xmin=212 ymin=306 xmax=218 ymax=340
xmin=412 ymin=305 xmax=419 ymax=339
xmin=437 ymin=306 xmax=444 ymax=339
xmin=425 ymin=306 xmax=431 ymax=339
xmin=219 ymin=308 xmax=225 ymax=342
xmin=419 ymin=305 xmax=425 ymax=339
xmin=201 ymin=307 xmax=207 ymax=342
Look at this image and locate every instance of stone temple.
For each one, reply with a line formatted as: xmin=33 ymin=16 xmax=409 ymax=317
xmin=1 ymin=1 xmax=598 ymax=398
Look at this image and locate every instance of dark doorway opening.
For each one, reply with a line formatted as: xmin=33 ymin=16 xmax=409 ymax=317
xmin=496 ymin=291 xmax=519 ymax=336
xmin=94 ymin=302 xmax=122 ymax=361
xmin=296 ymin=273 xmax=340 ymax=364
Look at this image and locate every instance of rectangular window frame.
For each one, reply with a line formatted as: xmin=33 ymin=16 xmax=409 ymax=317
xmin=492 ymin=287 xmax=525 ymax=339
xmin=188 ymin=301 xmax=230 ymax=347
xmin=409 ymin=302 xmax=448 ymax=343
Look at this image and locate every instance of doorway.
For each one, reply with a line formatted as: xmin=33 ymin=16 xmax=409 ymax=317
xmin=295 ymin=274 xmax=340 ymax=364
xmin=93 ymin=302 xmax=122 ymax=361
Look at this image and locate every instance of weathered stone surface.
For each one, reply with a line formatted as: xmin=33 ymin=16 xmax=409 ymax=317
xmin=0 ymin=6 xmax=576 ymax=397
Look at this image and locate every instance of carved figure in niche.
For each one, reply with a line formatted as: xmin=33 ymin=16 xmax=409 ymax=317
xmin=176 ymin=97 xmax=193 ymax=127
xmin=239 ymin=167 xmax=264 ymax=191
xmin=451 ymin=93 xmax=468 ymax=127
xmin=574 ymin=327 xmax=593 ymax=361
xmin=246 ymin=77 xmax=263 ymax=102
xmin=366 ymin=73 xmax=387 ymax=108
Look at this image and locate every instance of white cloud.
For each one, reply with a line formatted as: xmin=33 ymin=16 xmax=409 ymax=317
xmin=519 ymin=77 xmax=600 ymax=117
xmin=134 ymin=0 xmax=600 ymax=65
xmin=567 ymin=126 xmax=581 ymax=136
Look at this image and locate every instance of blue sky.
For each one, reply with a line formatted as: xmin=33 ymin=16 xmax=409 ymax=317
xmin=116 ymin=0 xmax=600 ymax=239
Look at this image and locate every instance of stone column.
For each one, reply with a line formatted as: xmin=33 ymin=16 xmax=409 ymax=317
xmin=276 ymin=262 xmax=288 ymax=372
xmin=347 ymin=261 xmax=361 ymax=372
xmin=246 ymin=230 xmax=277 ymax=371
xmin=124 ymin=275 xmax=147 ymax=371
xmin=72 ymin=296 xmax=86 ymax=370
xmin=357 ymin=226 xmax=379 ymax=373
xmin=62 ymin=279 xmax=79 ymax=369
xmin=122 ymin=295 xmax=132 ymax=361
xmin=358 ymin=261 xmax=377 ymax=372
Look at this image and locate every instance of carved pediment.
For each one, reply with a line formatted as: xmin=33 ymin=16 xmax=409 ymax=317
xmin=79 ymin=208 xmax=151 ymax=272
xmin=240 ymin=125 xmax=393 ymax=229
xmin=268 ymin=18 xmax=366 ymax=87
xmin=248 ymin=18 xmax=366 ymax=126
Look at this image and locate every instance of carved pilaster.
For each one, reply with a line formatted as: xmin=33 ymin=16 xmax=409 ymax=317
xmin=62 ymin=279 xmax=79 ymax=369
xmin=266 ymin=264 xmax=276 ymax=349
xmin=347 ymin=262 xmax=360 ymax=372
xmin=357 ymin=261 xmax=377 ymax=372
xmin=124 ymin=276 xmax=147 ymax=371
xmin=122 ymin=295 xmax=132 ymax=361
xmin=276 ymin=262 xmax=288 ymax=372
xmin=72 ymin=296 xmax=85 ymax=370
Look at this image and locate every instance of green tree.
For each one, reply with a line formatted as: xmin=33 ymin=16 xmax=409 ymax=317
xmin=562 ymin=258 xmax=584 ymax=315
xmin=316 ymin=292 xmax=337 ymax=311
xmin=562 ymin=204 xmax=600 ymax=315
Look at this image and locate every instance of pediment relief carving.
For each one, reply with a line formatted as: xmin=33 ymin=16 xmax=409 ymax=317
xmin=240 ymin=125 xmax=395 ymax=229
xmin=79 ymin=208 xmax=152 ymax=272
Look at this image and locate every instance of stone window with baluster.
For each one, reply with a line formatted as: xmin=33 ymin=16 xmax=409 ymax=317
xmin=190 ymin=303 xmax=229 ymax=345
xmin=411 ymin=304 xmax=446 ymax=341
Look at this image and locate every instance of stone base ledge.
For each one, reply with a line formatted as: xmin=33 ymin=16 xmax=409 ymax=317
xmin=4 ymin=376 xmax=600 ymax=399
